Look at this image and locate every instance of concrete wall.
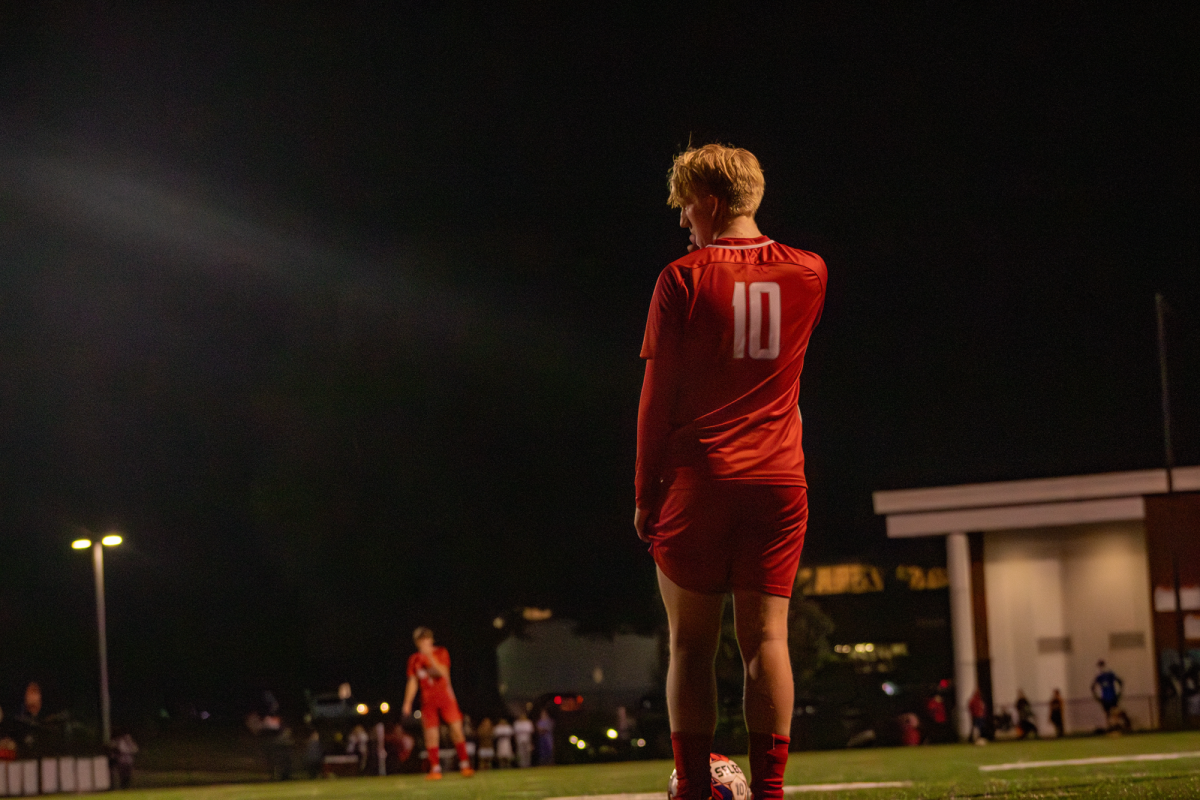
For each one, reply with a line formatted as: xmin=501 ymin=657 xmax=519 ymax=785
xmin=984 ymin=520 xmax=1156 ymax=733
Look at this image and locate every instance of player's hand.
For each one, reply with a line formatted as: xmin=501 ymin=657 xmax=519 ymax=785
xmin=634 ymin=506 xmax=653 ymax=542
xmin=401 ymin=703 xmax=412 ymax=717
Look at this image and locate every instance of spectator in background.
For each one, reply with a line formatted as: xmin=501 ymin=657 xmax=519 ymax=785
xmin=1092 ymin=661 xmax=1124 ymax=717
xmin=386 ymin=721 xmax=414 ymax=768
xmin=514 ymin=712 xmax=534 ymax=768
xmin=924 ymin=694 xmax=948 ymax=743
xmin=899 ymin=713 xmax=921 ymax=746
xmin=347 ymin=724 xmax=369 ymax=772
xmin=373 ymin=721 xmax=387 ymax=776
xmin=616 ymin=706 xmax=633 ymax=745
xmin=111 ymin=732 xmax=138 ymax=789
xmin=968 ymin=688 xmax=988 ymax=744
xmin=271 ymin=727 xmax=294 ymax=780
xmin=536 ymin=709 xmax=555 ymax=766
xmin=303 ymin=729 xmax=323 ymax=779
xmin=1049 ymin=689 xmax=1065 ymax=737
xmin=476 ymin=718 xmax=495 ymax=769
xmin=494 ymin=718 xmax=514 ymax=768
xmin=1015 ymin=690 xmax=1038 ymax=738
xmin=462 ymin=716 xmax=477 ymax=768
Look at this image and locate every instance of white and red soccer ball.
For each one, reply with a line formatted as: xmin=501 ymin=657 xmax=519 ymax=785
xmin=668 ymin=753 xmax=751 ymax=799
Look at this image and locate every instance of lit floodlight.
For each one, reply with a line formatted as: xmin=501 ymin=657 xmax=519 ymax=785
xmin=636 ymin=738 xmax=646 ymax=747
xmin=576 ymin=739 xmax=587 ymax=749
xmin=72 ymin=539 xmax=92 ymax=550
xmin=380 ymin=702 xmax=390 ymax=714
xmin=413 ymin=710 xmax=421 ymax=719
xmin=356 ymin=703 xmax=368 ymax=715
xmin=493 ymin=617 xmax=505 ymax=629
xmin=568 ymin=735 xmax=578 ymax=744
xmin=101 ymin=534 xmax=123 ymax=546
xmin=882 ymin=681 xmax=898 ymax=696
xmin=606 ymin=728 xmax=618 ymax=739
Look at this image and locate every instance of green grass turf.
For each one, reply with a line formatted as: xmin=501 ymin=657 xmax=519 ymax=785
xmin=123 ymin=731 xmax=1200 ymax=799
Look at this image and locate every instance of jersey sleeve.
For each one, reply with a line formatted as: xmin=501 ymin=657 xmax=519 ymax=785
xmin=636 ymin=267 xmax=687 ymax=506
xmin=640 ymin=266 xmax=686 ymax=359
xmin=406 ymin=653 xmax=419 ymax=678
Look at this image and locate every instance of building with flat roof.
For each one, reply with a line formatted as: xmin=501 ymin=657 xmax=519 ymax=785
xmin=874 ymin=466 xmax=1200 ymax=738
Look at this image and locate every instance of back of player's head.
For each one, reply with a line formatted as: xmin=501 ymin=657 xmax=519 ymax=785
xmin=413 ymin=626 xmax=433 ymax=643
xmin=667 ymin=143 xmax=765 ymax=218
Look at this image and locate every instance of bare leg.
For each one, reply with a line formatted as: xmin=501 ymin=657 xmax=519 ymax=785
xmin=732 ymin=589 xmax=793 ymax=735
xmin=423 ymin=725 xmax=440 ymax=772
xmin=448 ymin=721 xmax=465 ymax=744
xmin=657 ymin=567 xmax=725 ymax=734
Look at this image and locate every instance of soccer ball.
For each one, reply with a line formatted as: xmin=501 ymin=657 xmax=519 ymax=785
xmin=668 ymin=753 xmax=751 ymax=799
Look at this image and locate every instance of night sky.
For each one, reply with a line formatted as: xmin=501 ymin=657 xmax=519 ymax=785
xmin=1 ymin=4 xmax=1196 ymax=722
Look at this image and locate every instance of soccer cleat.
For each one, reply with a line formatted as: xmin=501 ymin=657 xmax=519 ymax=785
xmin=460 ymin=766 xmax=476 ymax=777
xmin=426 ymin=769 xmax=443 ymax=780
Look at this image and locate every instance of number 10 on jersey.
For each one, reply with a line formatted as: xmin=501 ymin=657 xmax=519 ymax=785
xmin=732 ymin=281 xmax=781 ymax=360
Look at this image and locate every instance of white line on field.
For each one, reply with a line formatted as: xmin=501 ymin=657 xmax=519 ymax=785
xmin=784 ymin=782 xmax=913 ymax=793
xmin=980 ymin=750 xmax=1200 ymax=772
xmin=546 ymin=782 xmax=913 ymax=799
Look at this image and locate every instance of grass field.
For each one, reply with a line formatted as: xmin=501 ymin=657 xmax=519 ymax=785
xmin=123 ymin=731 xmax=1200 ymax=799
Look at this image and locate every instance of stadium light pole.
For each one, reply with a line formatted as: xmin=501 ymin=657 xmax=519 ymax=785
xmin=72 ymin=532 xmax=123 ymax=745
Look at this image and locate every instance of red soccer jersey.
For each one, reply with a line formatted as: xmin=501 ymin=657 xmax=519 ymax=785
xmin=407 ymin=647 xmax=453 ymax=700
xmin=636 ymin=236 xmax=827 ymax=505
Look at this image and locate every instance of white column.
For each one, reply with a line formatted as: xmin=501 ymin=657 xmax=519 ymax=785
xmin=947 ymin=532 xmax=977 ymax=740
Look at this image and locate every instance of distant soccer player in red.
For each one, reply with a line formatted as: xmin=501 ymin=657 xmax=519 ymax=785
xmin=401 ymin=627 xmax=474 ymax=779
xmin=635 ymin=144 xmax=826 ymax=800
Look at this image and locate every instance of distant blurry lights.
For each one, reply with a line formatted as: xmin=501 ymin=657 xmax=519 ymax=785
xmin=575 ymin=739 xmax=587 ymax=750
xmin=413 ymin=710 xmax=422 ymax=719
xmin=606 ymin=728 xmax=618 ymax=739
xmin=355 ymin=703 xmax=368 ymax=715
xmin=635 ymin=738 xmax=646 ymax=747
xmin=881 ymin=681 xmax=898 ymax=696
xmin=493 ymin=617 xmax=505 ymax=629
xmin=521 ymin=607 xmax=553 ymax=621
xmin=380 ymin=702 xmax=390 ymax=714
xmin=72 ymin=539 xmax=92 ymax=550
xmin=101 ymin=534 xmax=123 ymax=546
xmin=569 ymin=735 xmax=578 ymax=744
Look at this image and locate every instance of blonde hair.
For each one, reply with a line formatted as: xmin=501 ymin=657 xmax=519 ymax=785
xmin=413 ymin=626 xmax=433 ymax=642
xmin=667 ymin=143 xmax=764 ymax=218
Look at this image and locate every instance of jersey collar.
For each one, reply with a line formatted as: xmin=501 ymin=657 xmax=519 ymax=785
xmin=707 ymin=235 xmax=774 ymax=250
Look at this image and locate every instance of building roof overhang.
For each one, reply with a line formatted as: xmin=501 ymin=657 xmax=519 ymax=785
xmin=874 ymin=466 xmax=1200 ymax=538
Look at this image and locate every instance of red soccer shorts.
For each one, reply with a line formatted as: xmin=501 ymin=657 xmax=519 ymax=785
xmin=648 ymin=476 xmax=807 ymax=597
xmin=420 ymin=693 xmax=463 ymax=730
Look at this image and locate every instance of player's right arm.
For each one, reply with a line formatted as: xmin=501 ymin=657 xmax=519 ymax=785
xmin=634 ymin=268 xmax=686 ymax=540
xmin=401 ymin=674 xmax=418 ymax=717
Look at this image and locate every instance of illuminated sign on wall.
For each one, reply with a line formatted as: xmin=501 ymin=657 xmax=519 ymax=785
xmin=796 ymin=564 xmax=884 ymax=596
xmin=895 ymin=565 xmax=949 ymax=590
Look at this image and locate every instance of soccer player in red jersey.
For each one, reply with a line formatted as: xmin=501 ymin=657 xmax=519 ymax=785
xmin=635 ymin=144 xmax=827 ymax=800
xmin=401 ymin=627 xmax=475 ymax=779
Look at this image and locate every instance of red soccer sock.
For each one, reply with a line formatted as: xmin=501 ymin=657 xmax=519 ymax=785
xmin=455 ymin=741 xmax=470 ymax=765
xmin=749 ymin=732 xmax=790 ymax=800
xmin=428 ymin=745 xmax=440 ymax=771
xmin=670 ymin=732 xmax=713 ymax=800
